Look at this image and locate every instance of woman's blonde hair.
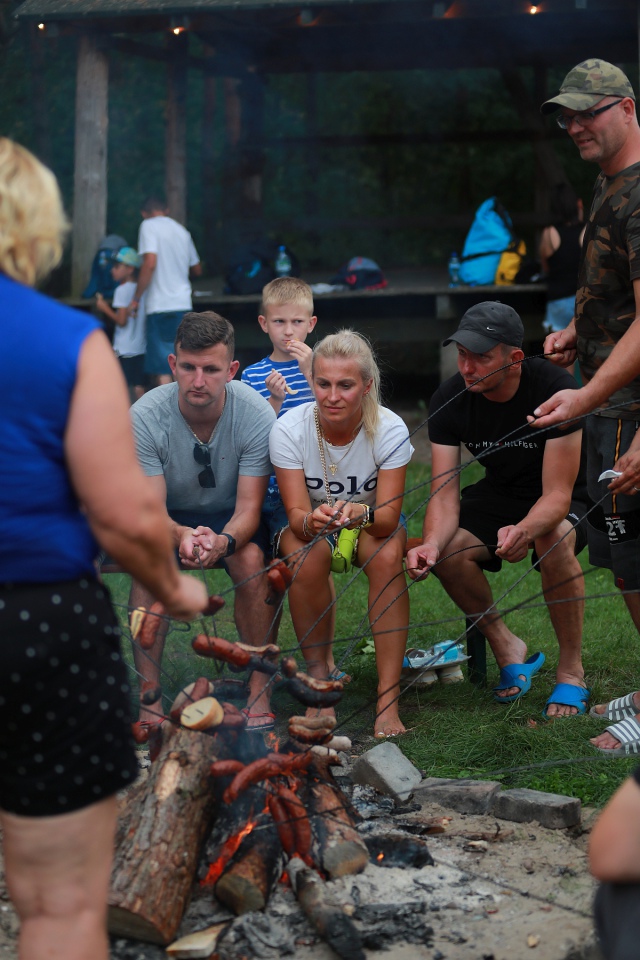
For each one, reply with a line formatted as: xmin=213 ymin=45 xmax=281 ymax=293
xmin=0 ymin=138 xmax=68 ymax=287
xmin=312 ymin=329 xmax=381 ymax=440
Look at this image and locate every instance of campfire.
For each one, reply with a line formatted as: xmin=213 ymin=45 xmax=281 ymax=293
xmin=108 ymin=585 xmax=375 ymax=958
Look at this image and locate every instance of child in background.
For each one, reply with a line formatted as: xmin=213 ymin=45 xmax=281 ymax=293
xmin=242 ymin=277 xmax=317 ymax=414
xmin=95 ymin=247 xmax=147 ymax=400
xmin=241 ymin=276 xmax=317 ymax=538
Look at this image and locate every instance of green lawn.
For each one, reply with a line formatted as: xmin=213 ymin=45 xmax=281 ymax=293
xmin=105 ymin=462 xmax=639 ymax=809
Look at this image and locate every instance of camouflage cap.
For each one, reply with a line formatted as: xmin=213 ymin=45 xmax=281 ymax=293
xmin=541 ymin=59 xmax=635 ymax=114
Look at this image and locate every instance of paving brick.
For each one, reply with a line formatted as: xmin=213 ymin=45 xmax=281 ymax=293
xmin=413 ymin=777 xmax=502 ymax=815
xmin=351 ymin=742 xmax=422 ymax=802
xmin=491 ymin=787 xmax=581 ymax=829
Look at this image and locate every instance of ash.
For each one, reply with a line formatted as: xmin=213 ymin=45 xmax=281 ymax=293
xmin=108 ymin=784 xmax=504 ymax=960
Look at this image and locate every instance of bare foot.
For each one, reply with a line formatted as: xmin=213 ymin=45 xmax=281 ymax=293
xmin=374 ymin=717 xmax=406 ymax=738
xmin=374 ymin=693 xmax=406 ymax=738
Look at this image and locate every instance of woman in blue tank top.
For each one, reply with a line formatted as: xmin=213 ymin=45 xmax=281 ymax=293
xmin=0 ymin=139 xmax=207 ymax=960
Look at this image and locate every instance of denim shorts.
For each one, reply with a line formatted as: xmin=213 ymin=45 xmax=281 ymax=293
xmin=144 ymin=311 xmax=186 ymax=375
xmin=169 ymin=508 xmax=271 ymax=565
xmin=543 ymin=296 xmax=575 ymax=334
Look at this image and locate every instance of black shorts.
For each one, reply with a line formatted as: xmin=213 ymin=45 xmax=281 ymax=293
xmin=459 ymin=479 xmax=588 ymax=574
xmin=586 ymin=415 xmax=640 ymax=590
xmin=0 ymin=578 xmax=138 ymax=817
xmin=118 ymin=354 xmax=147 ymax=388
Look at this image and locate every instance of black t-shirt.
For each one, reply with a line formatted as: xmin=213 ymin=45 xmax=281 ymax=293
xmin=428 ymin=358 xmax=586 ymax=502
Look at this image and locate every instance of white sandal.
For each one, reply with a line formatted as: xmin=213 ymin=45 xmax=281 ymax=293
xmin=593 ymin=716 xmax=640 ymax=757
xmin=589 ymin=691 xmax=639 ymax=723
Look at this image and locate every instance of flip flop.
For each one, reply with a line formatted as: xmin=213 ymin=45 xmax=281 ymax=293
xmin=589 ymin=691 xmax=639 ymax=723
xmin=493 ymin=652 xmax=546 ymax=704
xmin=592 ymin=716 xmax=640 ymax=757
xmin=241 ymin=709 xmax=275 ymax=732
xmin=328 ymin=668 xmax=352 ymax=684
xmin=542 ymin=682 xmax=590 ymax=717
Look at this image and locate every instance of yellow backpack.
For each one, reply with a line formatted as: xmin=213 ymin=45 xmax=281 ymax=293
xmin=495 ymin=239 xmax=527 ymax=285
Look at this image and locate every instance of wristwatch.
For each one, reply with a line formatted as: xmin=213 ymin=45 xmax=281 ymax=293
xmin=221 ymin=532 xmax=236 ymax=556
xmin=364 ymin=506 xmax=375 ymax=527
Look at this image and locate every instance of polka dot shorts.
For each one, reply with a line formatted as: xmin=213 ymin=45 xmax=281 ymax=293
xmin=0 ymin=578 xmax=139 ymax=817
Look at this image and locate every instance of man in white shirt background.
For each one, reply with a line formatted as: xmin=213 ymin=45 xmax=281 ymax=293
xmin=129 ymin=196 xmax=202 ymax=385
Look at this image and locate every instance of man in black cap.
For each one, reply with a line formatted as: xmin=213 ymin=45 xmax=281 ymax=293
xmin=531 ymin=60 xmax=640 ymax=752
xmin=407 ymin=302 xmax=588 ymax=715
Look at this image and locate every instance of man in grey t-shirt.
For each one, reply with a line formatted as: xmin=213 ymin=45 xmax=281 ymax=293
xmin=130 ymin=311 xmax=277 ymax=730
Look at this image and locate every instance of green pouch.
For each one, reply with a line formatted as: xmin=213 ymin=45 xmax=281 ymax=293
xmin=331 ymin=527 xmax=360 ymax=574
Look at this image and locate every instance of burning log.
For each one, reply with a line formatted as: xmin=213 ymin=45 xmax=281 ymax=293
xmin=304 ymin=758 xmax=369 ymax=879
xmin=108 ymin=716 xmax=222 ymax=944
xmin=215 ymin=810 xmax=285 ymax=914
xmin=287 ymin=856 xmax=366 ymax=960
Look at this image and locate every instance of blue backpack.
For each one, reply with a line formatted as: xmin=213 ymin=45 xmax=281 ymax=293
xmin=82 ymin=234 xmax=127 ymax=298
xmin=460 ymin=198 xmax=514 ymax=286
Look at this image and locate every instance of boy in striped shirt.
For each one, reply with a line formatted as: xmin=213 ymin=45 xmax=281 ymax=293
xmin=241 ymin=277 xmax=317 ymax=539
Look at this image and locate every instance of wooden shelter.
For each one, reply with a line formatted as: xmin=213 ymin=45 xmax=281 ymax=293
xmin=12 ymin=0 xmax=640 ymax=294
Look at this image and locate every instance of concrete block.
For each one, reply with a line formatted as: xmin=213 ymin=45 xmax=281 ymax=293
xmin=414 ymin=778 xmax=502 ymax=815
xmin=491 ymin=788 xmax=581 ymax=829
xmin=351 ymin=742 xmax=422 ymax=802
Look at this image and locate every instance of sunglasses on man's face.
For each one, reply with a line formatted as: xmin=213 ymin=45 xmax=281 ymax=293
xmin=193 ymin=442 xmax=216 ymax=488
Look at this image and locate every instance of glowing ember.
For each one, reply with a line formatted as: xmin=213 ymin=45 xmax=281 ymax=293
xmin=201 ymin=818 xmax=257 ymax=886
xmin=377 ymin=852 xmax=385 ymax=862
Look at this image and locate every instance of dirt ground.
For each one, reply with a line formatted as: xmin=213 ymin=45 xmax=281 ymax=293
xmin=0 ymin=778 xmax=602 ymax=960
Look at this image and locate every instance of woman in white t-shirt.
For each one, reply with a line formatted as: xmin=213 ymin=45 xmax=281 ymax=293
xmin=270 ymin=330 xmax=413 ymax=738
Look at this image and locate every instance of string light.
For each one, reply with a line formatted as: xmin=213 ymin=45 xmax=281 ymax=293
xmin=37 ymin=22 xmax=45 ymax=30
xmin=529 ymin=4 xmax=538 ymax=11
xmin=169 ymin=16 xmax=189 ymax=35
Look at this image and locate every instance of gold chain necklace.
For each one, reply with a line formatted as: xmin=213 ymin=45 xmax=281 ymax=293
xmin=314 ymin=405 xmax=361 ymax=477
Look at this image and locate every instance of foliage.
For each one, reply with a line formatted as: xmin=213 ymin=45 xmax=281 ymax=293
xmin=0 ymin=6 xmax=633 ymax=279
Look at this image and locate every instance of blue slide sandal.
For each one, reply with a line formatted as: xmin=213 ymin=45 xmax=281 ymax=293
xmin=542 ymin=682 xmax=590 ymax=717
xmin=493 ymin=652 xmax=546 ymax=704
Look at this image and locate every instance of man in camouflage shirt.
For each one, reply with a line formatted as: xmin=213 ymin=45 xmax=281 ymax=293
xmin=533 ymin=60 xmax=640 ymax=756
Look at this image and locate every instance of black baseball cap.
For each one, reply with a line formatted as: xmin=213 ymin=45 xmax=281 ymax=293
xmin=442 ymin=301 xmax=524 ymax=353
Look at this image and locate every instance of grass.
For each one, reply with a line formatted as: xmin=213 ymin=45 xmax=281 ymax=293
xmin=105 ymin=461 xmax=639 ymax=809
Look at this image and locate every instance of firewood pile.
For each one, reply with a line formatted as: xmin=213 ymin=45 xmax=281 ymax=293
xmin=108 ymin=591 xmax=369 ymax=959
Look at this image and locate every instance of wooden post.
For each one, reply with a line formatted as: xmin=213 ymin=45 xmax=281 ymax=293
xmin=166 ymin=31 xmax=188 ymax=225
xmin=28 ymin=23 xmax=52 ymax=167
xmin=501 ymin=67 xmax=569 ymax=191
xmin=201 ymin=48 xmax=217 ymax=274
xmin=71 ymin=33 xmax=108 ymax=298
